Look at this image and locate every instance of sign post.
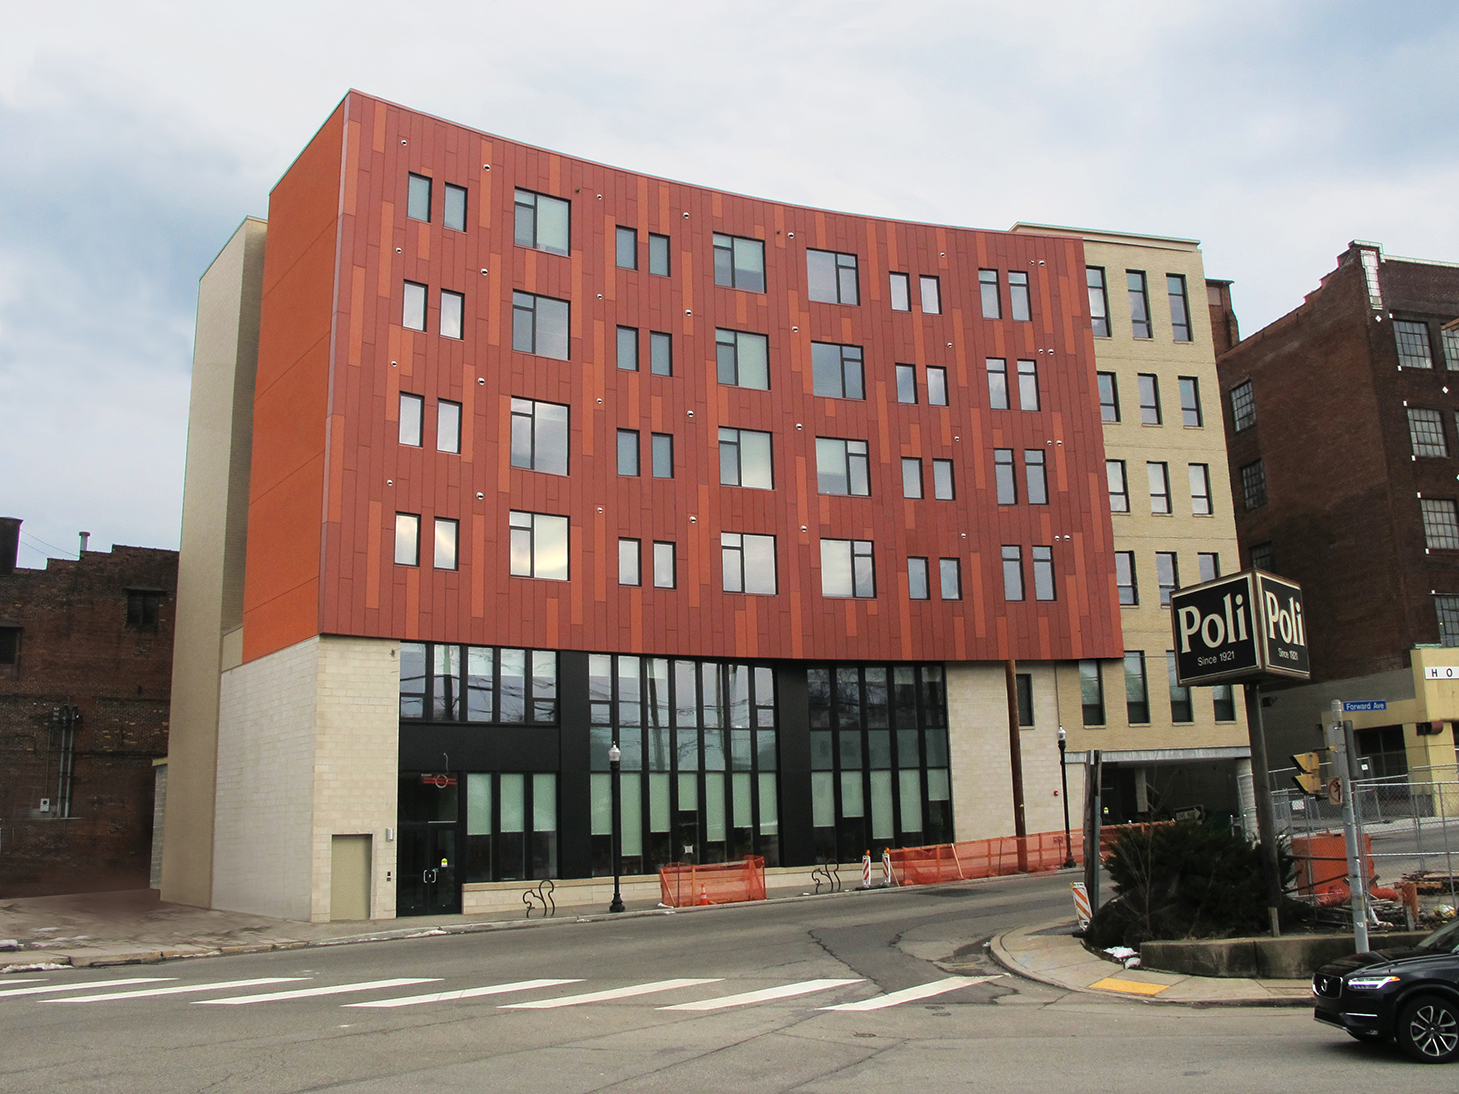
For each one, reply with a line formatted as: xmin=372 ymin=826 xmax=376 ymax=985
xmin=1327 ymin=700 xmax=1369 ymax=953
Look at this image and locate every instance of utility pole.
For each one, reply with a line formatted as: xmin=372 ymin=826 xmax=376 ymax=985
xmin=1243 ymin=684 xmax=1283 ymax=937
xmin=1328 ymin=699 xmax=1369 ymax=953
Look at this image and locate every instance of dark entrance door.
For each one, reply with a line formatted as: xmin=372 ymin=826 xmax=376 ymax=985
xmin=397 ymin=824 xmax=460 ymax=915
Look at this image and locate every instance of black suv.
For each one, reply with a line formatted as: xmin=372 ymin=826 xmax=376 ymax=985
xmin=1314 ymin=921 xmax=1459 ymax=1062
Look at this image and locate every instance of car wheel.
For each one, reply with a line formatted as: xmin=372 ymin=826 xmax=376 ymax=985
xmin=1398 ymin=994 xmax=1459 ymax=1063
xmin=1347 ymin=1029 xmax=1387 ymax=1044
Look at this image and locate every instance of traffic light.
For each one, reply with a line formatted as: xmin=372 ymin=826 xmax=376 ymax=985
xmin=1291 ymin=751 xmax=1322 ymax=796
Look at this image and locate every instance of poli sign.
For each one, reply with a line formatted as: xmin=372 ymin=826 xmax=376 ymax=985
xmin=1170 ymin=570 xmax=1310 ymax=687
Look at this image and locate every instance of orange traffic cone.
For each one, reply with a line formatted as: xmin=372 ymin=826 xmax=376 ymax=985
xmin=699 ymin=884 xmax=709 ymax=906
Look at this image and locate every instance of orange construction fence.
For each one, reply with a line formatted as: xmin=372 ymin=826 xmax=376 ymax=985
xmin=883 ymin=823 xmax=1171 ymax=887
xmin=1288 ymin=833 xmax=1400 ymax=904
xmin=659 ymin=856 xmax=767 ymax=908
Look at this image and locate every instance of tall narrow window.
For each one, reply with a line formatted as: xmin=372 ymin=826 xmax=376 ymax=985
xmin=1148 ymin=462 xmax=1171 ymax=514
xmin=1178 ymin=376 xmax=1202 ymax=426
xmin=1016 ymin=674 xmax=1034 ymax=726
xmin=514 ymin=189 xmax=570 ymax=255
xmin=407 ymin=174 xmax=432 ymax=221
xmin=816 ymin=438 xmax=870 ymax=496
xmin=1444 ymin=326 xmax=1459 ymax=370
xmin=1017 ymin=360 xmax=1039 ymax=410
xmin=1080 ymin=660 xmax=1104 ymax=725
xmin=617 ymin=326 xmax=639 ymax=371
xmin=1098 ymin=372 xmax=1119 ymax=422
xmin=920 ymin=276 xmax=941 ymax=314
xmin=811 ymin=342 xmax=864 ymax=399
xmin=713 ymin=233 xmax=766 ymax=292
xmin=1189 ymin=464 xmax=1212 ymax=515
xmin=1167 ymin=275 xmax=1191 ymax=342
xmin=653 ymin=542 xmax=676 ymax=588
xmin=1168 ymin=651 xmax=1192 ymax=723
xmin=1197 ymin=552 xmax=1220 ymax=583
xmin=437 ymin=400 xmax=461 ymax=454
xmin=820 ymin=539 xmax=875 ymax=598
xmin=807 ymin=249 xmax=859 ymax=304
xmin=1230 ymin=380 xmax=1256 ymax=431
xmin=994 ymin=449 xmax=1017 ymax=504
xmin=443 ymin=184 xmax=467 ymax=231
xmin=395 ymin=513 xmax=420 ymax=566
xmin=1241 ymin=460 xmax=1267 ymax=510
xmin=908 ymin=557 xmax=930 ymax=600
xmin=939 ymin=558 xmax=961 ymax=601
xmin=1137 ymin=374 xmax=1161 ymax=424
xmin=1421 ymin=499 xmax=1459 ymax=549
xmin=399 ymin=392 xmax=423 ymax=446
xmin=0 ymin=626 xmax=19 ymax=666
xmin=1087 ymin=267 xmax=1109 ymax=337
xmin=716 ymin=329 xmax=770 ymax=389
xmin=1001 ymin=546 xmax=1024 ymax=601
xmin=889 ymin=272 xmax=911 ymax=311
xmin=616 ymin=226 xmax=638 ymax=269
xmin=979 ymin=269 xmax=1000 ymax=319
xmin=403 ymin=281 xmax=427 ymax=331
xmin=932 ymin=459 xmax=954 ymax=500
xmin=987 ymin=358 xmax=1009 ymax=409
xmin=901 ymin=458 xmax=923 ymax=499
xmin=927 ymin=367 xmax=948 ymax=407
xmin=1032 ymin=546 xmax=1055 ymax=601
xmin=1124 ymin=651 xmax=1149 ymax=724
xmin=510 ymin=398 xmax=569 ymax=476
xmin=648 ymin=233 xmax=670 ymax=276
xmin=512 ymin=292 xmax=570 ymax=360
xmin=439 ymin=290 xmax=464 ymax=339
xmin=1115 ymin=552 xmax=1137 ymax=605
xmin=1409 ymin=408 xmax=1448 ymax=457
xmin=1107 ymin=460 xmax=1129 ymax=513
xmin=1025 ymin=449 xmax=1048 ymax=504
xmin=1437 ymin=595 xmax=1459 ymax=646
xmin=434 ymin=518 xmax=458 ymax=570
xmin=649 ymin=332 xmax=672 ymax=376
xmin=651 ymin=433 xmax=674 ymax=478
xmin=1127 ymin=271 xmax=1151 ymax=339
xmin=1155 ymin=552 xmax=1179 ymax=606
xmin=721 ymin=533 xmax=776 ymax=594
xmin=509 ymin=512 xmax=569 ymax=580
xmin=618 ymin=538 xmax=641 ymax=586
xmin=617 ymin=429 xmax=640 ymax=476
xmin=719 ymin=428 xmax=773 ymax=489
xmin=1395 ymin=320 xmax=1433 ymax=368
xmin=1008 ymin=271 xmax=1031 ymax=321
xmin=1212 ymin=683 xmax=1236 ymax=722
xmin=895 ymin=364 xmax=917 ymax=403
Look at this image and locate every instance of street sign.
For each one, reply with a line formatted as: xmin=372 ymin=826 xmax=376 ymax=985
xmin=1171 ymin=570 xmax=1310 ymax=686
xmin=1342 ymin=700 xmax=1387 ymax=712
xmin=1327 ymin=777 xmax=1342 ymax=805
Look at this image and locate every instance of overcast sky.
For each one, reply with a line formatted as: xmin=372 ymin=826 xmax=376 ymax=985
xmin=2 ymin=1 xmax=1456 ymax=566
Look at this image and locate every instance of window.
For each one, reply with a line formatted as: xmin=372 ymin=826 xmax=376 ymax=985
xmin=1409 ymin=408 xmax=1447 ymax=457
xmin=1395 ymin=320 xmax=1433 ymax=368
xmin=439 ymin=290 xmax=463 ymax=338
xmin=1017 ymin=360 xmax=1039 ymax=410
xmin=512 ymin=292 xmax=570 ymax=360
xmin=514 ymin=189 xmax=570 ymax=255
xmin=932 ymin=459 xmax=954 ymax=500
xmin=434 ymin=518 xmax=458 ymax=570
xmin=927 ymin=366 xmax=948 ymax=406
xmin=713 ymin=233 xmax=765 ymax=292
xmin=650 ymin=433 xmax=673 ymax=479
xmin=1128 ymin=271 xmax=1151 ymax=338
xmin=399 ymin=392 xmax=423 ymax=446
xmin=1080 ymin=660 xmax=1104 ymax=726
xmin=1178 ymin=377 xmax=1202 ymax=426
xmin=0 ymin=626 xmax=18 ymax=666
xmin=821 ymin=539 xmax=875 ymax=598
xmin=1250 ymin=541 xmax=1274 ymax=572
xmin=653 ymin=542 xmax=676 ymax=589
xmin=812 ymin=342 xmax=864 ymax=399
xmin=1198 ymin=552 xmax=1220 ymax=583
xmin=1002 ymin=545 xmax=1024 ymax=601
xmin=1008 ymin=271 xmax=1031 ymax=321
xmin=1137 ymin=373 xmax=1161 ymax=424
xmin=617 ymin=326 xmax=638 ymax=371
xmin=616 ymin=226 xmax=638 ymax=269
xmin=1025 ymin=449 xmax=1048 ymax=504
xmin=939 ymin=558 xmax=962 ymax=601
xmin=1421 ymin=499 xmax=1459 ymax=549
xmin=920 ymin=276 xmax=941 ymax=314
xmin=1097 ymin=372 xmax=1119 ymax=422
xmin=895 ymin=364 xmax=917 ymax=403
xmin=1230 ymin=380 xmax=1256 ymax=431
xmin=807 ymin=249 xmax=859 ymax=305
xmin=987 ymin=358 xmax=1009 ymax=409
xmin=716 ymin=329 xmax=770 ymax=389
xmin=648 ymin=233 xmax=670 ymax=276
xmin=407 ymin=173 xmax=431 ymax=221
xmin=395 ymin=513 xmax=420 ymax=566
xmin=1212 ymin=683 xmax=1236 ymax=722
xmin=994 ymin=449 xmax=1017 ymax=504
xmin=1240 ymin=460 xmax=1267 ymax=510
xmin=1167 ymin=275 xmax=1191 ymax=342
xmin=510 ymin=398 xmax=568 ymax=475
xmin=1147 ymin=462 xmax=1170 ymax=514
xmin=908 ymin=557 xmax=930 ymax=600
xmin=124 ymin=590 xmax=162 ymax=630
xmin=618 ymin=538 xmax=641 ymax=586
xmin=1155 ymin=552 xmax=1179 ymax=606
xmin=1124 ymin=651 xmax=1149 ymax=724
xmin=816 ymin=438 xmax=870 ymax=496
xmin=443 ymin=184 xmax=466 ymax=232
xmin=1168 ymin=651 xmax=1192 ymax=723
xmin=979 ymin=269 xmax=1001 ymax=318
xmin=1115 ymin=552 xmax=1137 ymax=605
xmin=1032 ymin=546 xmax=1055 ymax=601
xmin=399 ymin=643 xmax=559 ymax=726
xmin=1444 ymin=326 xmax=1459 ymax=370
xmin=1016 ymin=673 xmax=1034 ymax=726
xmin=617 ymin=429 xmax=640 ymax=476
xmin=719 ymin=428 xmax=773 ymax=489
xmin=1087 ymin=267 xmax=1110 ymax=337
xmin=889 ymin=272 xmax=911 ymax=311
xmin=722 ymin=533 xmax=776 ymax=594
xmin=901 ymin=458 xmax=923 ymax=499
xmin=403 ymin=281 xmax=427 ymax=331
xmin=1189 ymin=464 xmax=1212 ymax=515
xmin=509 ymin=512 xmax=569 ymax=580
xmin=437 ymin=400 xmax=461 ymax=454
xmin=1107 ymin=460 xmax=1129 ymax=513
xmin=1437 ymin=595 xmax=1459 ymax=647
xmin=650 ymin=331 xmax=672 ymax=376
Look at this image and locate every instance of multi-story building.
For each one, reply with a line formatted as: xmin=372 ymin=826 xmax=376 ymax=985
xmin=161 ymin=91 xmax=1248 ymax=922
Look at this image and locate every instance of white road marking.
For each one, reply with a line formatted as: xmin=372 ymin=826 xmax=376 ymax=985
xmin=50 ymin=978 xmax=308 ymax=1003
xmin=659 ymin=978 xmax=864 ymax=1011
xmin=0 ymin=977 xmax=175 ymax=999
xmin=819 ymin=975 xmax=1001 ymax=1011
xmin=196 ymin=978 xmax=440 ymax=1005
xmin=0 ymin=979 xmax=47 ymax=989
xmin=501 ymin=978 xmax=723 ymax=1009
xmin=345 ymin=979 xmax=584 ymax=1008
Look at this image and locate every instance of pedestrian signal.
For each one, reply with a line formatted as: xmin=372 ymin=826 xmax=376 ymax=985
xmin=1291 ymin=751 xmax=1322 ymax=796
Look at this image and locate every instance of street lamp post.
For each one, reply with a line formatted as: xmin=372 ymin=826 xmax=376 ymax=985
xmin=1058 ymin=726 xmax=1075 ymax=869
xmin=608 ymin=741 xmax=625 ymax=913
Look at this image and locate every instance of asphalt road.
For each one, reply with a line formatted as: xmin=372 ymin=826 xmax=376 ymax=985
xmin=2 ymin=871 xmax=1455 ymax=1093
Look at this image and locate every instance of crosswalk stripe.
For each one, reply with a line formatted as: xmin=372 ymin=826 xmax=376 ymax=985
xmin=344 ymin=979 xmax=584 ymax=1008
xmin=819 ymin=975 xmax=1000 ymax=1011
xmin=659 ymin=978 xmax=864 ymax=1011
xmin=49 ymin=978 xmax=308 ymax=1003
xmin=0 ymin=977 xmax=175 ymax=999
xmin=0 ymin=979 xmax=45 ymax=987
xmin=502 ymin=978 xmax=723 ymax=1009
xmin=196 ymin=978 xmax=440 ymax=1005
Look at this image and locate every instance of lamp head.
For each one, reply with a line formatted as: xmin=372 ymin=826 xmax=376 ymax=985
xmin=608 ymin=743 xmax=622 ymax=763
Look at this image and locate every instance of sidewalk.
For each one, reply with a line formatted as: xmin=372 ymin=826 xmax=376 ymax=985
xmin=989 ymin=918 xmax=1314 ymax=1006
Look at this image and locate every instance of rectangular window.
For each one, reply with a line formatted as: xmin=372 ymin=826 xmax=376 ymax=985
xmin=716 ymin=329 xmax=770 ymax=389
xmin=1198 ymin=552 xmax=1220 ymax=583
xmin=1001 ymin=545 xmax=1024 ymax=601
xmin=1115 ymin=551 xmax=1137 ymax=605
xmin=616 ymin=225 xmax=638 ymax=270
xmin=939 ymin=558 xmax=961 ymax=601
xmin=821 ymin=539 xmax=875 ymax=598
xmin=1097 ymin=372 xmax=1119 ymax=422
xmin=649 ymin=331 xmax=672 ymax=376
xmin=395 ymin=512 xmax=420 ymax=566
xmin=1189 ymin=464 xmax=1212 ymax=515
xmin=1212 ymin=683 xmax=1236 ymax=722
xmin=619 ymin=538 xmax=641 ymax=586
xmin=1032 ymin=545 xmax=1055 ymax=601
xmin=443 ymin=184 xmax=467 ymax=232
xmin=1080 ymin=659 xmax=1104 ymax=725
xmin=979 ymin=269 xmax=1001 ymax=318
xmin=0 ymin=627 xmax=18 ymax=666
xmin=713 ymin=233 xmax=766 ymax=292
xmin=994 ymin=449 xmax=1017 ymax=504
xmin=811 ymin=342 xmax=864 ymax=399
xmin=895 ymin=364 xmax=917 ymax=403
xmin=510 ymin=398 xmax=569 ymax=476
xmin=722 ymin=533 xmax=776 ymax=594
xmin=1410 ymin=408 xmax=1448 ymax=456
xmin=1025 ymin=449 xmax=1048 ymax=504
xmin=407 ymin=173 xmax=431 ymax=221
xmin=1008 ymin=271 xmax=1031 ymax=321
xmin=901 ymin=457 xmax=923 ymax=499
xmin=514 ymin=189 xmax=570 ymax=255
xmin=509 ymin=511 xmax=569 ymax=580
xmin=927 ymin=366 xmax=948 ymax=406
xmin=1167 ymin=275 xmax=1191 ymax=342
xmin=437 ymin=399 xmax=461 ymax=454
xmin=125 ymin=591 xmax=161 ymax=631
xmin=1230 ymin=380 xmax=1256 ymax=431
xmin=1156 ymin=551 xmax=1179 ymax=606
xmin=1128 ymin=271 xmax=1151 ymax=339
xmin=1107 ymin=460 xmax=1129 ymax=512
xmin=434 ymin=517 xmax=458 ymax=570
xmin=816 ymin=437 xmax=870 ymax=496
xmin=1241 ymin=459 xmax=1267 ymax=510
xmin=653 ymin=542 xmax=676 ymax=589
xmin=807 ymin=249 xmax=859 ymax=305
xmin=1017 ymin=360 xmax=1039 ymax=410
xmin=719 ymin=428 xmax=773 ymax=489
xmin=439 ymin=290 xmax=463 ymax=338
xmin=403 ymin=280 xmax=427 ymax=331
xmin=919 ymin=275 xmax=941 ymax=314
xmin=399 ymin=392 xmax=423 ymax=446
xmin=1148 ymin=462 xmax=1171 ymax=514
xmin=932 ymin=459 xmax=954 ymax=500
xmin=987 ymin=358 xmax=1009 ymax=409
xmin=1178 ymin=376 xmax=1202 ymax=426
xmin=1167 ymin=651 xmax=1192 ymax=723
xmin=512 ymin=292 xmax=570 ymax=360
xmin=1437 ymin=595 xmax=1459 ymax=647
xmin=1250 ymin=541 xmax=1274 ymax=572
xmin=889 ymin=272 xmax=911 ymax=311
xmin=1124 ymin=651 xmax=1149 ymax=724
xmin=1444 ymin=326 xmax=1459 ymax=370
xmin=617 ymin=326 xmax=638 ymax=371
xmin=1137 ymin=373 xmax=1161 ymax=424
xmin=1016 ymin=673 xmax=1034 ymax=726
xmin=1421 ymin=499 xmax=1459 ymax=549
xmin=617 ymin=429 xmax=640 ymax=476
xmin=648 ymin=233 xmax=670 ymax=276
xmin=1395 ymin=320 xmax=1433 ymax=368
xmin=908 ymin=557 xmax=929 ymax=600
xmin=1087 ymin=267 xmax=1109 ymax=337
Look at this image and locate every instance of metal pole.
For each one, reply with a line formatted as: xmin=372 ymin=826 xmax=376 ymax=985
xmin=1058 ymin=726 xmax=1075 ymax=868
xmin=1328 ymin=700 xmax=1368 ymax=952
xmin=608 ymin=742 xmax=625 ymax=913
xmin=1083 ymin=750 xmax=1102 ymax=911
xmin=1341 ymin=716 xmax=1373 ymax=939
xmin=1005 ymin=659 xmax=1028 ymax=872
xmin=1243 ymin=683 xmax=1283 ymax=937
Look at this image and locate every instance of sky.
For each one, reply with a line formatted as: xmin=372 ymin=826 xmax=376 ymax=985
xmin=2 ymin=0 xmax=1456 ymax=567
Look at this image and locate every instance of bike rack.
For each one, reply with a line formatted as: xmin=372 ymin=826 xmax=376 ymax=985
xmin=522 ymin=878 xmax=557 ymax=918
xmin=811 ymin=863 xmax=842 ymax=894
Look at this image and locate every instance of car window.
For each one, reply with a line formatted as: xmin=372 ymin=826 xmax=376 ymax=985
xmin=1419 ymin=920 xmax=1459 ymax=952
